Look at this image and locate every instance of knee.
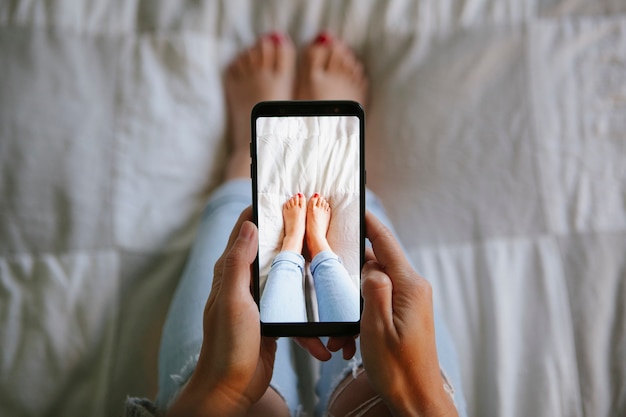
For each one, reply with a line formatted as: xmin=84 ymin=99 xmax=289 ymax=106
xmin=246 ymin=387 xmax=290 ymax=417
xmin=326 ymin=367 xmax=392 ymax=417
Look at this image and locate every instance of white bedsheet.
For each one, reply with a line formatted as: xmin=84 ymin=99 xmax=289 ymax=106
xmin=256 ymin=116 xmax=360 ymax=290
xmin=1 ymin=1 xmax=625 ymax=416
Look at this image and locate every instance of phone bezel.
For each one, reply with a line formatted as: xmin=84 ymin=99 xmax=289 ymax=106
xmin=251 ymin=100 xmax=365 ymax=337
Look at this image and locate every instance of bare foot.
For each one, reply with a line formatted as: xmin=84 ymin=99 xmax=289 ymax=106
xmin=295 ymin=32 xmax=368 ymax=104
xmin=281 ymin=193 xmax=307 ymax=253
xmin=224 ymin=32 xmax=296 ymax=179
xmin=306 ymin=193 xmax=333 ymax=258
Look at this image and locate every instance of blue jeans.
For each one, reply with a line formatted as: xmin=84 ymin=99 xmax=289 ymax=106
xmin=260 ymin=251 xmax=308 ymax=323
xmin=156 ymin=179 xmax=467 ymax=416
xmin=260 ymin=250 xmax=360 ymax=323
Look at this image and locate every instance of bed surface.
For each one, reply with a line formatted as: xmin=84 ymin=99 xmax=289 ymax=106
xmin=1 ymin=1 xmax=625 ymax=416
xmin=256 ymin=115 xmax=361 ymax=288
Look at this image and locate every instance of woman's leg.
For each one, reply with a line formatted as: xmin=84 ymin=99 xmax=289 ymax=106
xmin=305 ymin=193 xmax=360 ymax=323
xmin=156 ymin=180 xmax=253 ymax=407
xmin=260 ymin=194 xmax=308 ymax=323
xmin=260 ymin=251 xmax=308 ymax=323
xmin=310 ymin=250 xmax=360 ymax=322
xmin=156 ymin=33 xmax=300 ymax=416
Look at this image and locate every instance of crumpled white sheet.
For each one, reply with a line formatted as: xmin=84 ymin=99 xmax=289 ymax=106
xmin=0 ymin=1 xmax=625 ymax=417
xmin=256 ymin=115 xmax=361 ymax=291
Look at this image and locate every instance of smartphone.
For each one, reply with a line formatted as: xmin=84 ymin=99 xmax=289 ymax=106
xmin=251 ymin=100 xmax=365 ymax=337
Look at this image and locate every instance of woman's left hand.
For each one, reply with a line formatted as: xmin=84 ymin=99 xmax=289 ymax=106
xmin=294 ymin=335 xmax=357 ymax=361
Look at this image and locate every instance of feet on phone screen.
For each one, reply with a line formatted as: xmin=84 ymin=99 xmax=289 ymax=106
xmin=225 ymin=32 xmax=296 ymax=179
xmin=306 ymin=194 xmax=333 ymax=258
xmin=295 ymin=32 xmax=368 ymax=105
xmin=281 ymin=193 xmax=307 ymax=253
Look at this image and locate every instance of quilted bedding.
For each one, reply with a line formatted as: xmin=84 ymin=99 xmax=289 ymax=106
xmin=1 ymin=1 xmax=625 ymax=416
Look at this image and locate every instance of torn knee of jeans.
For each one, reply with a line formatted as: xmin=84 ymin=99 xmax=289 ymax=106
xmin=440 ymin=367 xmax=457 ymax=407
xmin=167 ymin=353 xmax=200 ymax=407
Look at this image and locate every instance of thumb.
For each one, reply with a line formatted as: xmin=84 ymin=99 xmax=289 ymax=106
xmin=218 ymin=220 xmax=258 ymax=298
xmin=361 ymin=261 xmax=394 ymax=333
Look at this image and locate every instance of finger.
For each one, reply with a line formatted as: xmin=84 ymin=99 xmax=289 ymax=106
xmin=364 ymin=247 xmax=376 ymax=263
xmin=365 ymin=211 xmax=413 ymax=275
xmin=342 ymin=340 xmax=357 ymax=360
xmin=223 ymin=206 xmax=254 ymax=254
xmin=361 ymin=261 xmax=394 ymax=335
xmin=294 ymin=337 xmax=332 ymax=361
xmin=327 ymin=335 xmax=357 ymax=360
xmin=326 ymin=335 xmax=354 ymax=352
xmin=218 ymin=220 xmax=258 ymax=299
xmin=212 ymin=207 xmax=254 ymax=292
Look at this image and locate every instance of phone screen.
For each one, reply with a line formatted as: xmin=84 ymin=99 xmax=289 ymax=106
xmin=251 ymin=101 xmax=364 ymax=337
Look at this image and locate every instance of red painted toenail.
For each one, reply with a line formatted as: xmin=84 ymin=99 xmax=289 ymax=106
xmin=315 ymin=32 xmax=331 ymax=45
xmin=297 ymin=192 xmax=303 ymax=197
xmin=313 ymin=192 xmax=320 ymax=198
xmin=269 ymin=32 xmax=283 ymax=44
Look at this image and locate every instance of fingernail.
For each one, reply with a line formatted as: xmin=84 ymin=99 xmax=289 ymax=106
xmin=239 ymin=221 xmax=255 ymax=241
xmin=315 ymin=32 xmax=331 ymax=45
xmin=269 ymin=31 xmax=283 ymax=45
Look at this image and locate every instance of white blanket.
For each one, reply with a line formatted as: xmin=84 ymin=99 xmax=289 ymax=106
xmin=1 ymin=1 xmax=625 ymax=416
xmin=256 ymin=115 xmax=361 ymax=290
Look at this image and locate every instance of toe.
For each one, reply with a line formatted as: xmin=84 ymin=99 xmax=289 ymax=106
xmin=259 ymin=37 xmax=272 ymax=69
xmin=227 ymin=49 xmax=249 ymax=80
xmin=247 ymin=40 xmax=263 ymax=68
xmin=305 ymin=42 xmax=331 ymax=72
xmin=328 ymin=42 xmax=357 ymax=76
xmin=226 ymin=61 xmax=239 ymax=81
xmin=352 ymin=61 xmax=365 ymax=82
xmin=326 ymin=42 xmax=346 ymax=73
xmin=273 ymin=33 xmax=296 ymax=73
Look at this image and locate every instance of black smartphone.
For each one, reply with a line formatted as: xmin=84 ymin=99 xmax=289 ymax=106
xmin=251 ymin=100 xmax=365 ymax=337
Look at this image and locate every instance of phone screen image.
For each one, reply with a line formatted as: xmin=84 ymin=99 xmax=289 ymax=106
xmin=252 ymin=101 xmax=364 ymax=337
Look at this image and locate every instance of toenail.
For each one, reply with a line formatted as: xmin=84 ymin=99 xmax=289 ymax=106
xmin=269 ymin=32 xmax=283 ymax=45
xmin=315 ymin=32 xmax=331 ymax=45
xmin=313 ymin=192 xmax=320 ymax=198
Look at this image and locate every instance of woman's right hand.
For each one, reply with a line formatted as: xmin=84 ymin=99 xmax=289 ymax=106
xmin=360 ymin=211 xmax=458 ymax=417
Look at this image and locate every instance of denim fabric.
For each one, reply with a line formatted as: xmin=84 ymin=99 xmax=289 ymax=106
xmin=155 ymin=179 xmax=467 ymax=417
xmin=156 ymin=179 xmax=253 ymax=410
xmin=260 ymin=249 xmax=359 ymax=324
xmin=310 ymin=250 xmax=360 ymax=322
xmin=260 ymin=251 xmax=308 ymax=323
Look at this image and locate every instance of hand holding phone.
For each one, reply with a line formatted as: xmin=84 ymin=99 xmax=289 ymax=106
xmin=251 ymin=101 xmax=365 ymax=337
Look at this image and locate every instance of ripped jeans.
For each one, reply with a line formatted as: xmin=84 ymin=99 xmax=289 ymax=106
xmin=155 ymin=179 xmax=467 ymax=416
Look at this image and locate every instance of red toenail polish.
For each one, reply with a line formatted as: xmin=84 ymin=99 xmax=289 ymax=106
xmin=269 ymin=32 xmax=282 ymax=45
xmin=298 ymin=192 xmax=303 ymax=197
xmin=315 ymin=33 xmax=330 ymax=45
xmin=313 ymin=192 xmax=320 ymax=198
